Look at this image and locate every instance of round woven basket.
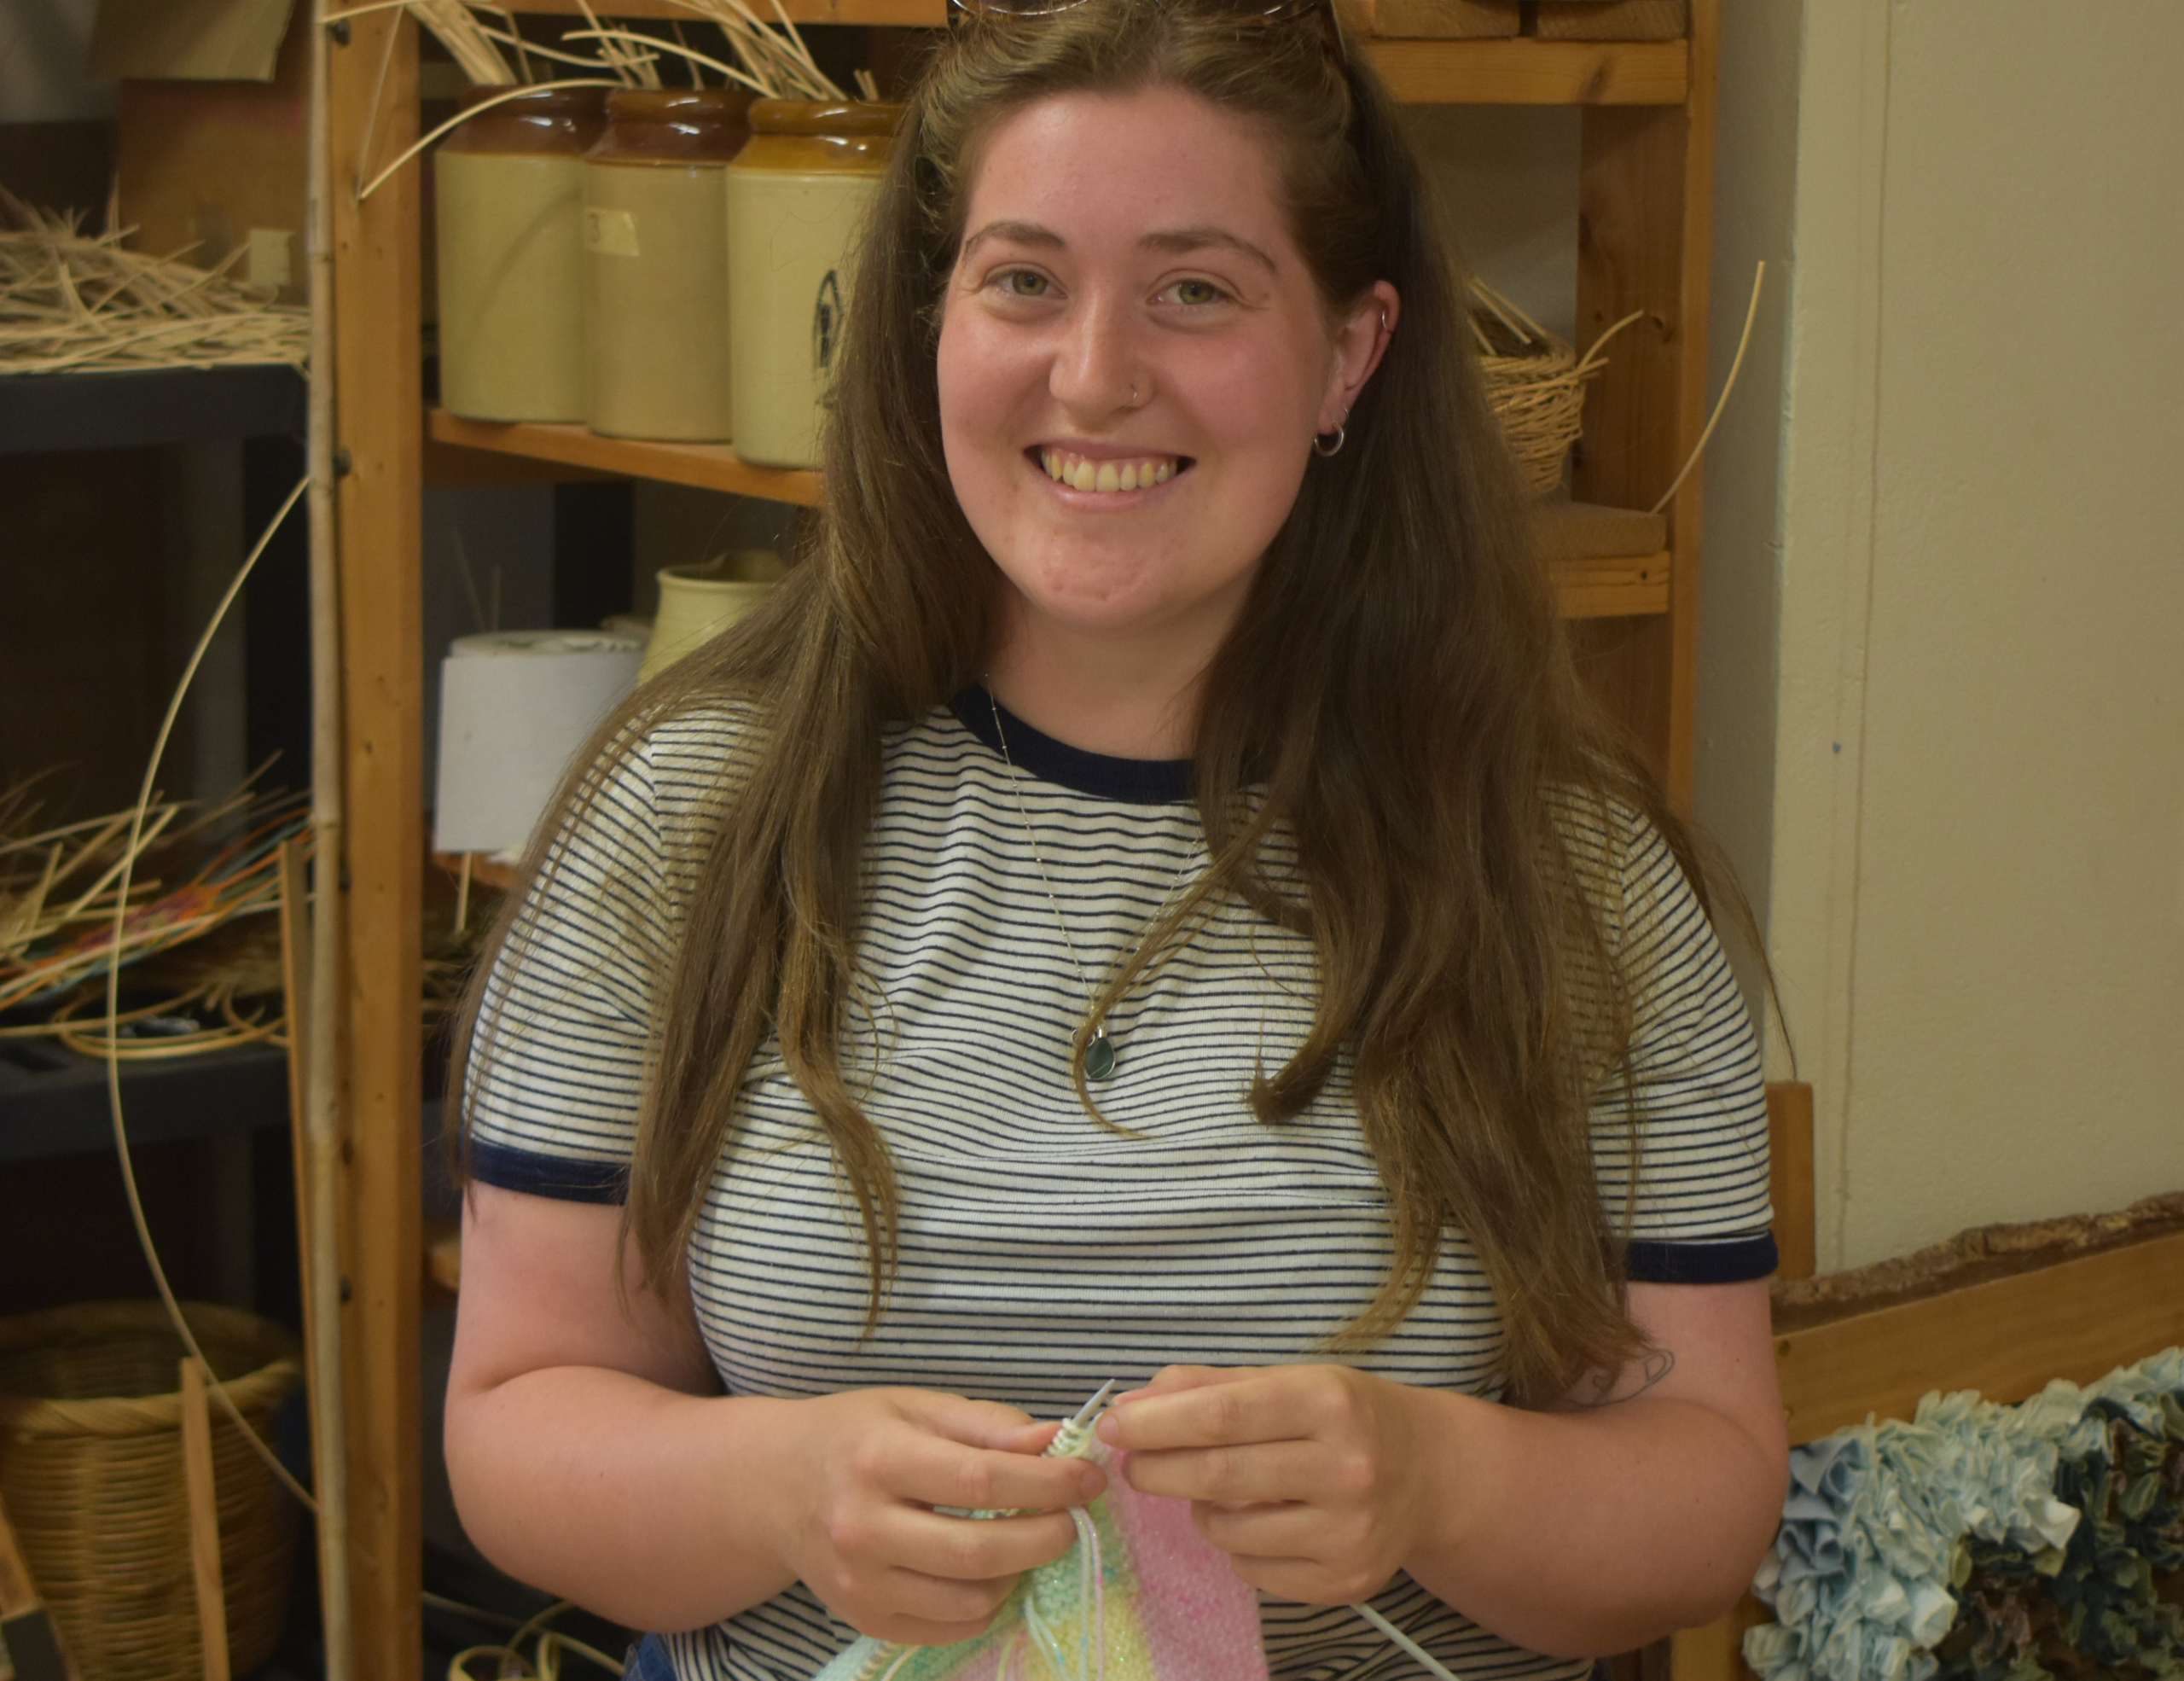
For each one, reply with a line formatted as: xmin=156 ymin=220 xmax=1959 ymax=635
xmin=1470 ymin=280 xmax=1633 ymax=496
xmin=0 ymin=1300 xmax=303 ymax=1681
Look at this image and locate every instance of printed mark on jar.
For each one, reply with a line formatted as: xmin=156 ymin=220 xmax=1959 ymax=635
xmin=812 ymin=269 xmax=842 ymax=379
xmin=584 ymin=207 xmax=641 ymax=258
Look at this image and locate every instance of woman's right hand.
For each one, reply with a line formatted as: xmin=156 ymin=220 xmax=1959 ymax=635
xmin=765 ymin=1388 xmax=1107 ymax=1645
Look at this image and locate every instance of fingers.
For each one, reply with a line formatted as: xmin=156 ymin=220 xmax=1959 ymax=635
xmin=1100 ymin=1366 xmax=1316 ymax=1455
xmin=1120 ymin=1437 xmax=1330 ymax=1505
xmin=1208 ymin=1546 xmax=1398 ymax=1608
xmin=831 ymin=1561 xmax=1024 ymax=1646
xmin=896 ymin=1389 xmax=1046 ymax=1451
xmin=875 ymin=1428 xmax=1105 ymax=1515
xmin=886 ymin=1506 xmax=1084 ymax=1582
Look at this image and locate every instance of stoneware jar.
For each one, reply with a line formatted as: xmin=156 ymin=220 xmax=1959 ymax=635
xmin=723 ymin=100 xmax=899 ymax=468
xmin=436 ymin=86 xmax=606 ymax=422
xmin=642 ymin=550 xmax=789 ymax=681
xmin=584 ymin=88 xmax=752 ymax=441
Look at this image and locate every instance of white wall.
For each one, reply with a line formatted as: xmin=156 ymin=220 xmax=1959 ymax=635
xmin=1702 ymin=0 xmax=2184 ymax=1270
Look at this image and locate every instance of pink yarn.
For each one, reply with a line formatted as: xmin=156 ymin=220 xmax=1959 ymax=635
xmin=1102 ymin=1450 xmax=1270 ymax=1681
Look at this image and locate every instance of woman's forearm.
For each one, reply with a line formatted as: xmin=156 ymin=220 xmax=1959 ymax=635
xmin=1402 ymin=1386 xmax=1783 ymax=1658
xmin=446 ymin=1368 xmax=802 ymax=1631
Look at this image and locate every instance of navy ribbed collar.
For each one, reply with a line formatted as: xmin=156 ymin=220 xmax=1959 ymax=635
xmin=950 ymin=687 xmax=1194 ymax=806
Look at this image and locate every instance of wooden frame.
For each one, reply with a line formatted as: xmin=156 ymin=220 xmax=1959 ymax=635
xmin=328 ymin=9 xmax=425 ymax=1674
xmin=322 ymin=14 xmax=1722 ymax=1678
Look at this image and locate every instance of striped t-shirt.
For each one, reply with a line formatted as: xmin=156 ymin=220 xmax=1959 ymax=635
xmin=467 ymin=690 xmax=1774 ymax=1681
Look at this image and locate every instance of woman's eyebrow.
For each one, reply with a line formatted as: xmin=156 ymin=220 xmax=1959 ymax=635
xmin=961 ymin=218 xmax=1065 ymax=259
xmin=1139 ymin=226 xmax=1277 ymax=273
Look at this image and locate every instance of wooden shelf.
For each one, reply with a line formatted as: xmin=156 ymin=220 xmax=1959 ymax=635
xmin=429 ymin=411 xmax=1669 ymax=616
xmin=427 ymin=410 xmax=823 ymax=504
xmin=497 ymin=2 xmax=1686 ymax=105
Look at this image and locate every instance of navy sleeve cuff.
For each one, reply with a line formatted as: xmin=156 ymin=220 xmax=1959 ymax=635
xmin=1624 ymin=1232 xmax=1779 ymax=1284
xmin=467 ymin=1137 xmax=629 ymax=1205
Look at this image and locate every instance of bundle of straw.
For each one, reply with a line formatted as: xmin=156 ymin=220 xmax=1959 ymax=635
xmin=410 ymin=0 xmax=517 ymax=83
xmin=0 ymin=190 xmax=309 ymax=375
xmin=657 ymin=0 xmax=844 ymax=97
xmin=1467 ymin=278 xmax=1637 ymax=496
xmin=0 ymin=778 xmax=307 ymax=1021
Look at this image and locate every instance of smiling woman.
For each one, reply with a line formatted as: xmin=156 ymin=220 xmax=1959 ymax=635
xmin=439 ymin=4 xmax=1787 ymax=1680
xmin=938 ymin=87 xmax=1397 ymax=755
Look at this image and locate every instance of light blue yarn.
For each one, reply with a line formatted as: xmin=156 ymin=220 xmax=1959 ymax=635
xmin=1743 ymin=1346 xmax=2184 ymax=1681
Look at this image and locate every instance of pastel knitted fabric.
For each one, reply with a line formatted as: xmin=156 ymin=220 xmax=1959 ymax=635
xmin=1744 ymin=1347 xmax=2184 ymax=1681
xmin=812 ymin=1445 xmax=1269 ymax=1681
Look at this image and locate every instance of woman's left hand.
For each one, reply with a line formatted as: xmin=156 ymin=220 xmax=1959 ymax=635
xmin=1095 ymin=1364 xmax=1459 ymax=1605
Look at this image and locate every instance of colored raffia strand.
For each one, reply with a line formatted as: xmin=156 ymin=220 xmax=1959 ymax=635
xmin=0 ymin=190 xmax=307 ymax=375
xmin=0 ymin=784 xmax=308 ymax=1018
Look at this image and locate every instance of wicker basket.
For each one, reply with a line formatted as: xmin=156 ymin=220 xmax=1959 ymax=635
xmin=1470 ymin=279 xmax=1634 ymax=496
xmin=0 ymin=1300 xmax=303 ymax=1681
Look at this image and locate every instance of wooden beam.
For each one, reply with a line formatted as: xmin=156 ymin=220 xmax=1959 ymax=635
xmin=1567 ymin=0 xmax=1711 ymax=800
xmin=1766 ymin=1082 xmax=1815 ymax=1281
xmin=327 ymin=9 xmax=424 ymax=1680
xmin=178 ymin=1358 xmax=232 ymax=1681
xmin=1551 ymin=552 xmax=1670 ymax=619
xmin=1363 ymin=37 xmax=1687 ymax=105
xmin=1774 ymin=1230 xmax=2184 ymax=1445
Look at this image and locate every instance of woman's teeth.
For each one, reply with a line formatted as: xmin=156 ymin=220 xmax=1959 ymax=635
xmin=1040 ymin=449 xmax=1179 ymax=493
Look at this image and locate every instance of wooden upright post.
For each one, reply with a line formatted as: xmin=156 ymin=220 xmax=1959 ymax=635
xmin=1570 ymin=0 xmax=1717 ymax=806
xmin=326 ymin=9 xmax=425 ymax=1680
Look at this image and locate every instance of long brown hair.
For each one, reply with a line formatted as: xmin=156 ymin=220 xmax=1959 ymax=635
xmin=456 ymin=0 xmax=1714 ymax=1405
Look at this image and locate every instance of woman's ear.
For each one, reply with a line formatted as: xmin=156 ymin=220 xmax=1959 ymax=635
xmin=1318 ymin=280 xmax=1401 ymax=434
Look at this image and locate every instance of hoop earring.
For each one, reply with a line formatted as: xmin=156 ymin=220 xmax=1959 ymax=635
xmin=1313 ymin=425 xmax=1346 ymax=457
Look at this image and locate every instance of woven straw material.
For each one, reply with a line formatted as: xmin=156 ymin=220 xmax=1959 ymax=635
xmin=0 ymin=1301 xmax=302 ymax=1680
xmin=1469 ymin=279 xmax=1629 ymax=497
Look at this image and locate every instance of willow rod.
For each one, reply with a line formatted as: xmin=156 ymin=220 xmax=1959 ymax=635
xmin=306 ymin=1 xmax=357 ymax=1674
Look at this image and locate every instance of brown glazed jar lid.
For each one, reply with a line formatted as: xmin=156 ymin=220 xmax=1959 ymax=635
xmin=731 ymin=99 xmax=902 ymax=172
xmin=590 ymin=88 xmax=754 ymax=165
xmin=441 ymin=84 xmax=608 ymax=158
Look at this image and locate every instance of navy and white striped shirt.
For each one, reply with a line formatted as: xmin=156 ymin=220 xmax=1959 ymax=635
xmin=468 ymin=691 xmax=1774 ymax=1681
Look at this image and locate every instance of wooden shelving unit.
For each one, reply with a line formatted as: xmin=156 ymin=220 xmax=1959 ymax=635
xmin=323 ymin=9 xmax=1719 ymax=1675
xmin=428 ymin=409 xmax=823 ymax=504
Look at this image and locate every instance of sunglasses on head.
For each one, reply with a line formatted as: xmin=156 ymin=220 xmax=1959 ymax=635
xmin=944 ymin=0 xmax=1350 ymax=70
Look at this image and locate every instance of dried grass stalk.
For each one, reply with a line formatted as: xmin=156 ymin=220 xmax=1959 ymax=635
xmin=0 ymin=190 xmax=308 ymax=375
xmin=410 ymin=0 xmax=517 ymax=84
xmin=662 ymin=0 xmax=844 ymax=98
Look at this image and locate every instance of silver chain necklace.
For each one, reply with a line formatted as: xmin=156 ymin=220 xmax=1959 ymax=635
xmin=986 ymin=689 xmax=1200 ymax=1082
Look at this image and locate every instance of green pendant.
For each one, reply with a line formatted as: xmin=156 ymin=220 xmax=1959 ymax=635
xmin=1084 ymin=1029 xmax=1117 ymax=1081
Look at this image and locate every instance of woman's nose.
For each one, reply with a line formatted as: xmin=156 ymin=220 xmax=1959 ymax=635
xmin=1048 ymin=294 xmax=1144 ymax=421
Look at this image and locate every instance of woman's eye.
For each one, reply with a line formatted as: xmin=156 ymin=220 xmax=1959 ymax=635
xmin=1172 ymin=279 xmax=1226 ymax=306
xmin=1000 ymin=270 xmax=1050 ymax=297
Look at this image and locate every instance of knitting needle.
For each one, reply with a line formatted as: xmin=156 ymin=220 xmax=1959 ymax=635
xmin=1057 ymin=1380 xmax=1120 ymax=1440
